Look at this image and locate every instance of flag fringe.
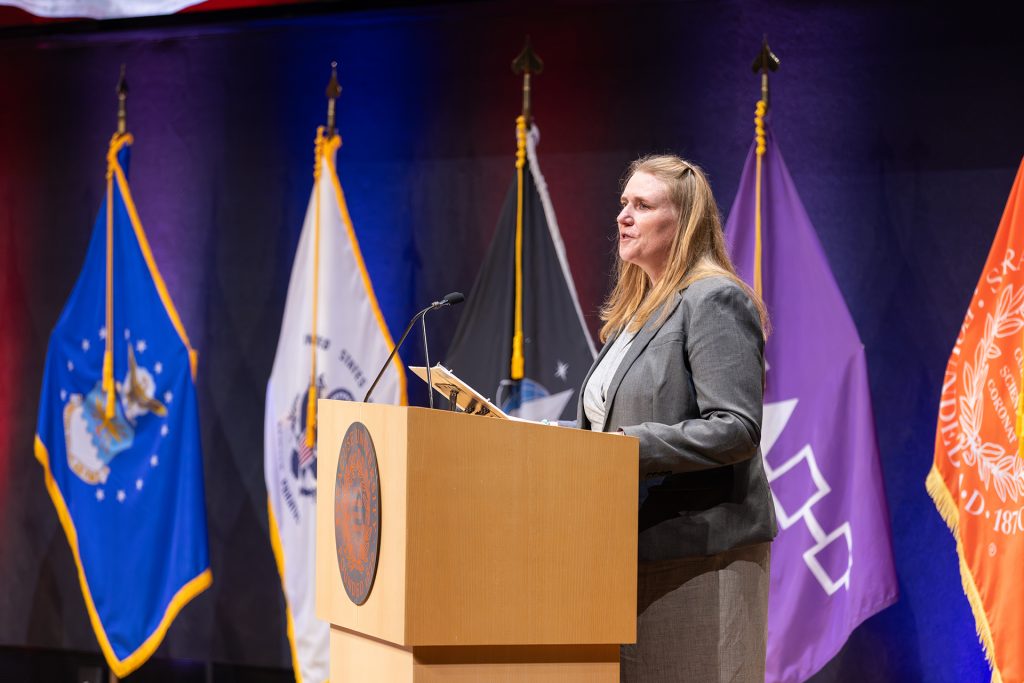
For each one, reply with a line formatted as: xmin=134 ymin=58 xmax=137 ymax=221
xmin=266 ymin=499 xmax=308 ymax=683
xmin=925 ymin=465 xmax=1002 ymax=683
xmin=34 ymin=435 xmax=211 ymax=678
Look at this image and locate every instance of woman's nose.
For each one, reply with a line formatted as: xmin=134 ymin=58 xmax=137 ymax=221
xmin=617 ymin=206 xmax=631 ymax=224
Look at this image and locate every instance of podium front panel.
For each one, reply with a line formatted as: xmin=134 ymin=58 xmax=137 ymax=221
xmin=316 ymin=400 xmax=409 ymax=645
xmin=404 ymin=408 xmax=637 ymax=645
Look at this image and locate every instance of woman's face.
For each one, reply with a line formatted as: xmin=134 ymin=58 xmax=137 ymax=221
xmin=617 ymin=171 xmax=678 ymax=282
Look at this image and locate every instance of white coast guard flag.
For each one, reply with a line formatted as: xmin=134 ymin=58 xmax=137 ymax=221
xmin=264 ymin=129 xmax=405 ymax=683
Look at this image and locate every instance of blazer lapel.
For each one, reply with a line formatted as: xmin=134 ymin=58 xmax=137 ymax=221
xmin=601 ymin=293 xmax=684 ymax=431
xmin=577 ymin=334 xmax=617 ymax=428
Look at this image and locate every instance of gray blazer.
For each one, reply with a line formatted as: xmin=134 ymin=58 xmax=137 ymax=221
xmin=578 ymin=276 xmax=777 ymax=562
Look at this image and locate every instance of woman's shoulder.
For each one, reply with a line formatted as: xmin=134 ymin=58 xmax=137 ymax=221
xmin=681 ymin=274 xmax=761 ymax=326
xmin=682 ymin=274 xmax=750 ymax=303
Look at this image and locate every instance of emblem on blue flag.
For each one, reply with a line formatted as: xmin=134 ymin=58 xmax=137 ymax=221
xmin=34 ymin=133 xmax=211 ymax=678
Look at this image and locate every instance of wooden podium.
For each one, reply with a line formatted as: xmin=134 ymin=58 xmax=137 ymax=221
xmin=316 ymin=400 xmax=638 ymax=682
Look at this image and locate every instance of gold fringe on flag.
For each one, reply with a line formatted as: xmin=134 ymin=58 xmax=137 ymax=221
xmin=925 ymin=467 xmax=1003 ymax=683
xmin=1017 ymin=328 xmax=1024 ymax=458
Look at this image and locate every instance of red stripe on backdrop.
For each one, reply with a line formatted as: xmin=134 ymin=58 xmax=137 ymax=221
xmin=0 ymin=85 xmax=13 ymax=538
xmin=0 ymin=221 xmax=24 ymax=534
xmin=0 ymin=50 xmax=48 ymax=547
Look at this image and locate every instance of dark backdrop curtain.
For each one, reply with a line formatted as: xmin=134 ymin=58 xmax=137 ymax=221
xmin=0 ymin=2 xmax=1020 ymax=680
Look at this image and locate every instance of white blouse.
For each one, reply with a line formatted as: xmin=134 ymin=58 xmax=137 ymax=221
xmin=583 ymin=327 xmax=638 ymax=432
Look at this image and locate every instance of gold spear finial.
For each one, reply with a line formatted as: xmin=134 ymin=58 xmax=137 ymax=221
xmin=116 ymin=64 xmax=128 ymax=136
xmin=511 ymin=36 xmax=544 ymax=128
xmin=325 ymin=61 xmax=342 ymax=137
xmin=751 ymin=36 xmax=780 ymax=108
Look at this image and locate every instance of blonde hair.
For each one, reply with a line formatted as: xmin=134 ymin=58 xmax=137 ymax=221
xmin=599 ymin=154 xmax=769 ymax=343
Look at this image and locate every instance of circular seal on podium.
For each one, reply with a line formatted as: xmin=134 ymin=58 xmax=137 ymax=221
xmin=334 ymin=421 xmax=381 ymax=605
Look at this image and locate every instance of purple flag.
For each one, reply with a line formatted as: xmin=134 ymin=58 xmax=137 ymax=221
xmin=725 ymin=124 xmax=898 ymax=682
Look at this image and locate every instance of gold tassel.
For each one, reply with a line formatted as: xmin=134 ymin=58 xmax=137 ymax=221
xmin=753 ymin=99 xmax=767 ymax=300
xmin=511 ymin=115 xmax=527 ymax=380
xmin=103 ymin=135 xmax=118 ymax=419
xmin=306 ymin=128 xmax=327 ymax=447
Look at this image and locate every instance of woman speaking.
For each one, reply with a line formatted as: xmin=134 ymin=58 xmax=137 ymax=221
xmin=578 ymin=155 xmax=778 ymax=682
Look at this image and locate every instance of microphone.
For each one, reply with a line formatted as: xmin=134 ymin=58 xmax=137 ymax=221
xmin=421 ymin=292 xmax=464 ymax=408
xmin=363 ymin=292 xmax=465 ymax=405
xmin=437 ymin=291 xmax=465 ymax=307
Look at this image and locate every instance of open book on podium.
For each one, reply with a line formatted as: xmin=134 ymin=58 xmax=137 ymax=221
xmin=315 ymin=391 xmax=639 ymax=681
xmin=409 ymin=364 xmax=509 ymax=419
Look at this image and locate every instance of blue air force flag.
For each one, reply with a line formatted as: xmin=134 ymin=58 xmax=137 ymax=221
xmin=34 ymin=134 xmax=211 ymax=678
xmin=264 ymin=129 xmax=405 ymax=683
xmin=445 ymin=124 xmax=596 ymax=420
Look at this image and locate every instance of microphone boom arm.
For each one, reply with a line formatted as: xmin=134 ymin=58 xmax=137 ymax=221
xmin=362 ymin=304 xmax=431 ymax=403
xmin=362 ymin=292 xmax=464 ymax=404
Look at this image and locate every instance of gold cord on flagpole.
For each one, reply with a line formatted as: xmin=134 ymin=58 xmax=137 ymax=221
xmin=306 ymin=130 xmax=324 ymax=447
xmin=102 ymin=67 xmax=130 ymax=420
xmin=511 ymin=115 xmax=527 ymax=380
xmin=509 ymin=38 xmax=543 ymax=381
xmin=751 ymin=37 xmax=779 ymax=301
xmin=305 ymin=65 xmax=343 ymax=447
xmin=103 ymin=148 xmax=116 ymax=419
xmin=753 ymin=100 xmax=766 ymax=300
xmin=307 ymin=64 xmax=341 ymax=447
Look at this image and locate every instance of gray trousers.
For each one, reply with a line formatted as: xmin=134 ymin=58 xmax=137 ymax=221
xmin=621 ymin=542 xmax=771 ymax=683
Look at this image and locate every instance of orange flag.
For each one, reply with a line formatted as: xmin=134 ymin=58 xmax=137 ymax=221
xmin=930 ymin=157 xmax=1024 ymax=683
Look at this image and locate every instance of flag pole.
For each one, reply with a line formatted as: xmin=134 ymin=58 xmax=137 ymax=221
xmin=750 ymin=37 xmax=779 ymax=301
xmin=508 ymin=38 xmax=544 ymax=381
xmin=115 ymin=65 xmax=128 ymax=136
xmin=512 ymin=36 xmax=543 ymax=130
xmin=325 ymin=61 xmax=341 ymax=138
xmin=306 ymin=64 xmax=340 ymax=448
xmin=752 ymin=35 xmax=778 ymax=110
xmin=104 ymin=69 xmax=126 ymax=679
xmin=102 ymin=66 xmax=129 ymax=422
